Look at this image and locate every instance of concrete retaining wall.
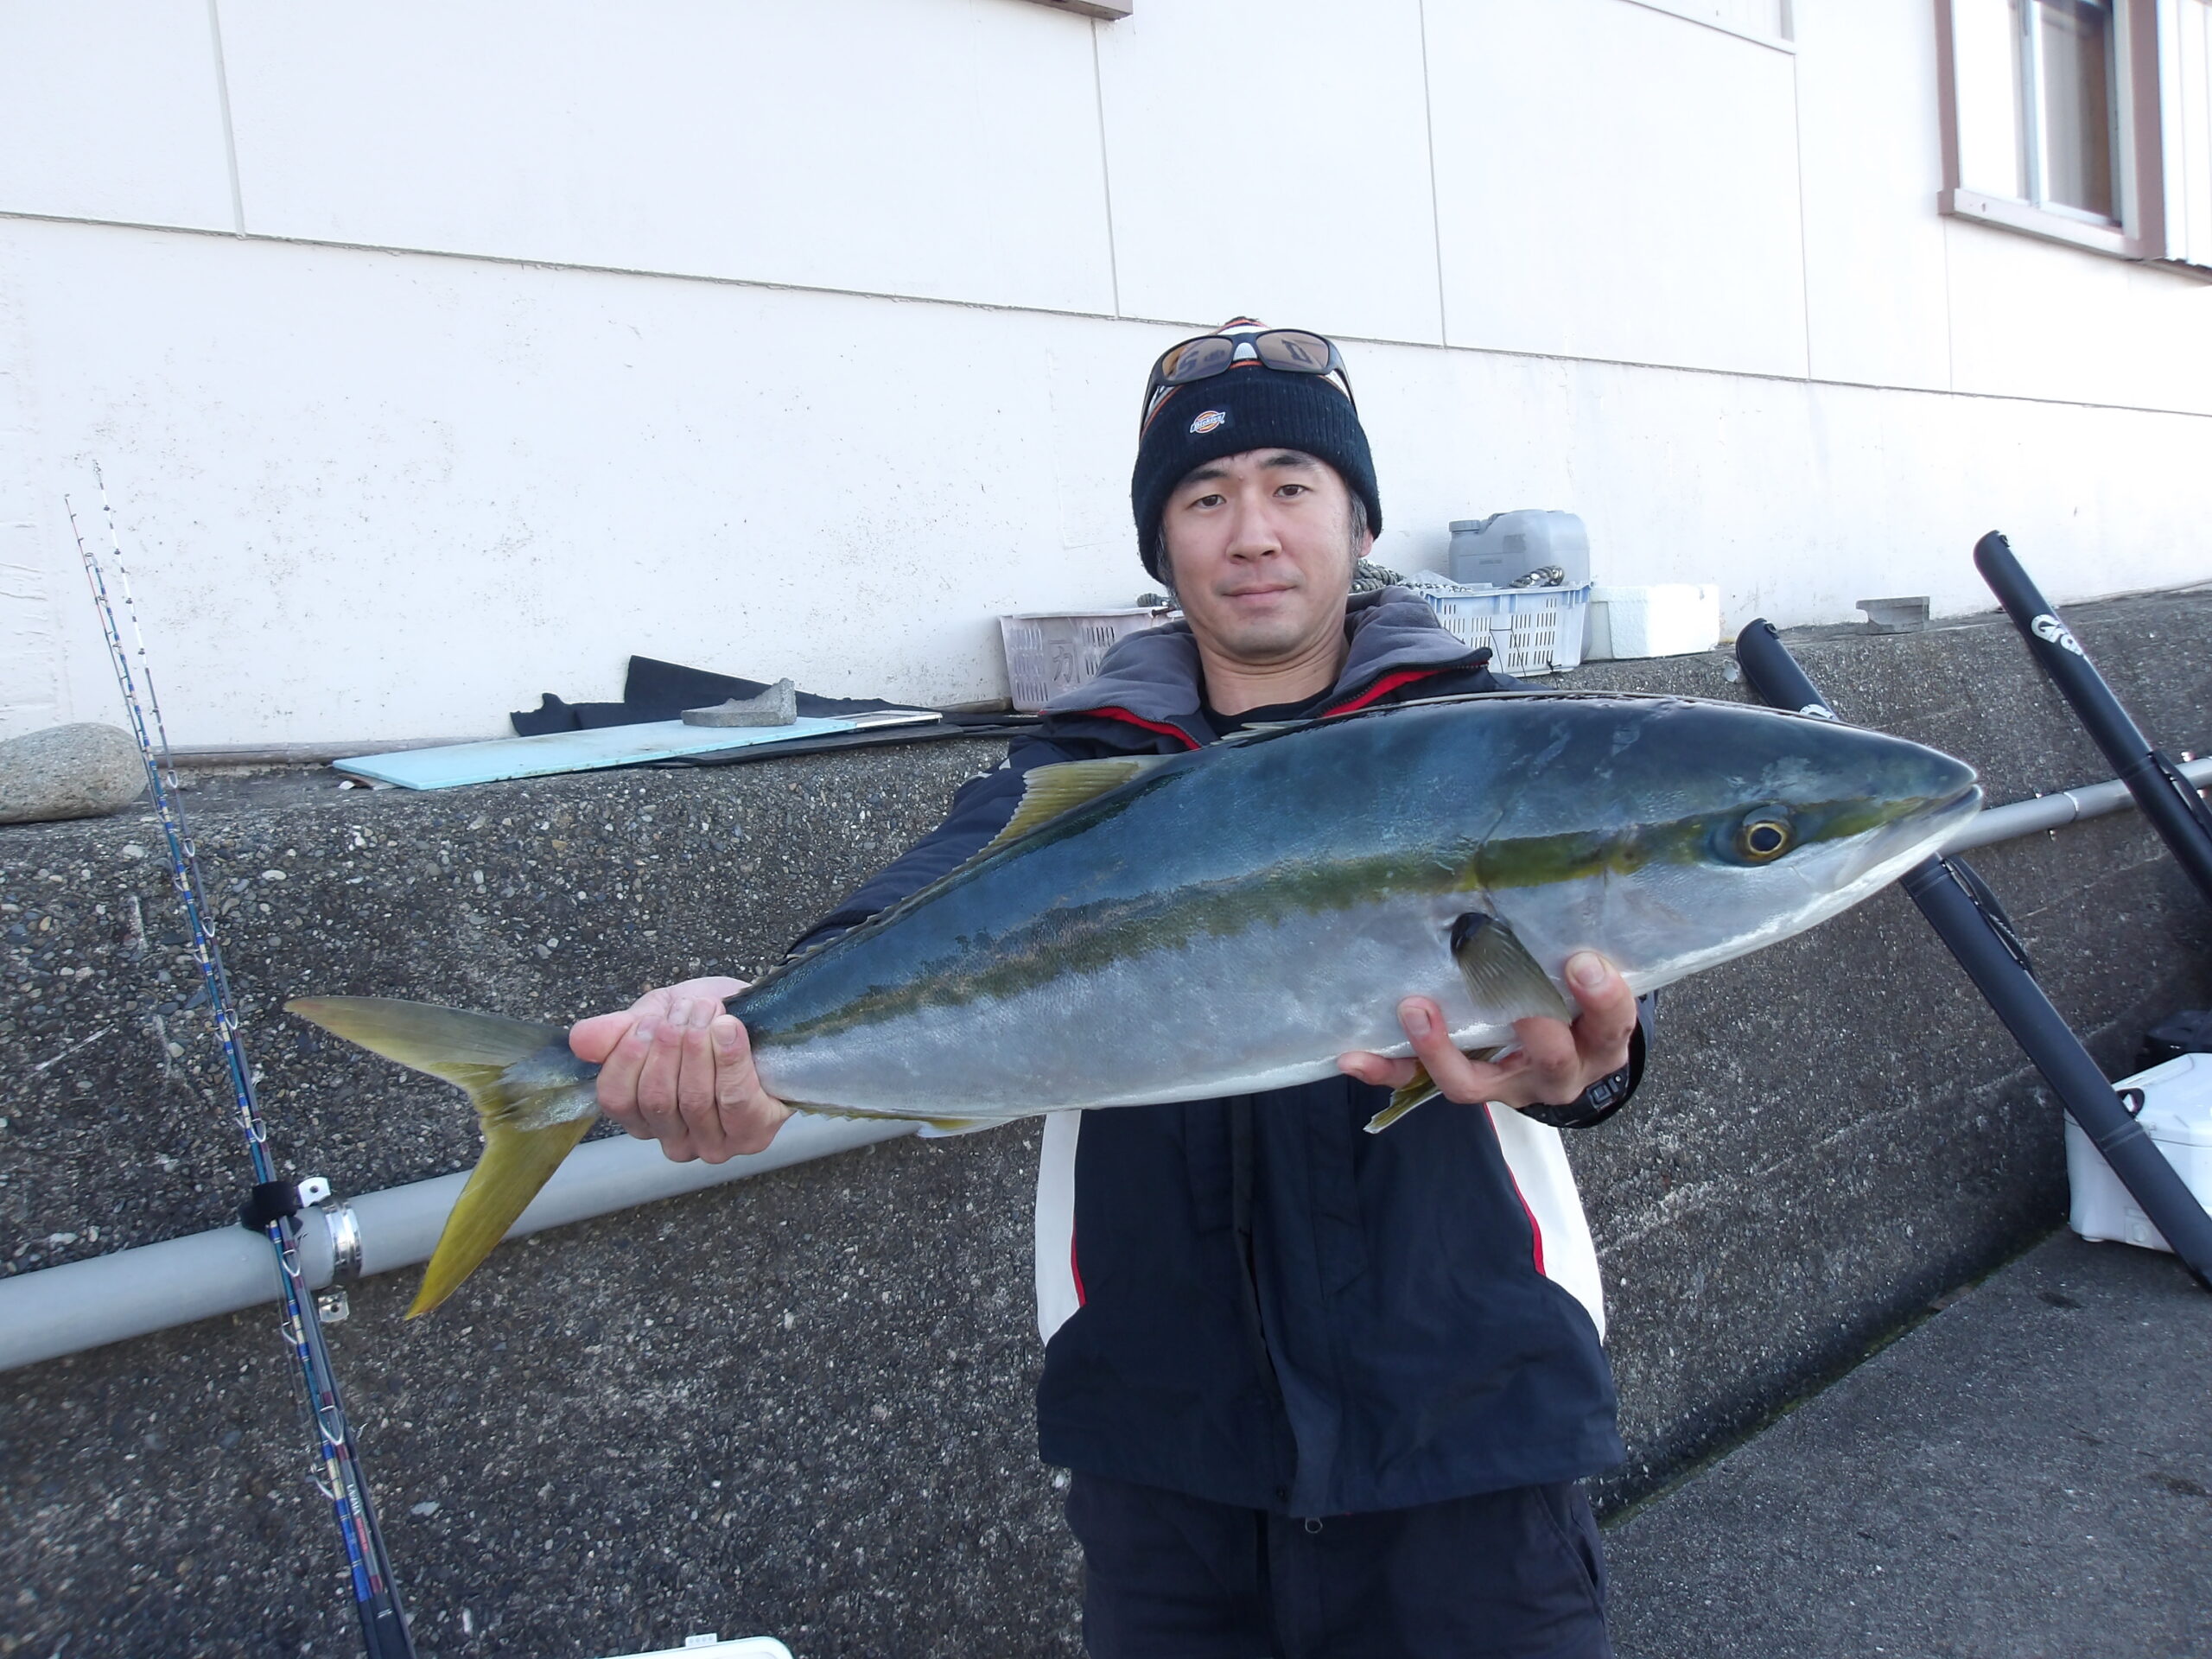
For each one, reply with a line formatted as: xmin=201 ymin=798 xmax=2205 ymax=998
xmin=3 ymin=588 xmax=2209 ymax=1656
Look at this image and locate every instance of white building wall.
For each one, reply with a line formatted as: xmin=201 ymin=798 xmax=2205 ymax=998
xmin=2 ymin=0 xmax=2208 ymax=745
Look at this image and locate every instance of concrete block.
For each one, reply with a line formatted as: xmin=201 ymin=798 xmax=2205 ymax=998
xmin=683 ymin=681 xmax=798 ymax=728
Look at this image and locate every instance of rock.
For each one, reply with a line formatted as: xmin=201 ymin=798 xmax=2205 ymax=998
xmin=0 ymin=723 xmax=147 ymax=824
xmin=681 ymin=678 xmax=799 ymax=728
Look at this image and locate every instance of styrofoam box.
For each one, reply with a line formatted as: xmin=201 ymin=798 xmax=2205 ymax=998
xmin=2065 ymin=1050 xmax=2212 ymax=1253
xmin=1585 ymin=583 xmax=1719 ymax=660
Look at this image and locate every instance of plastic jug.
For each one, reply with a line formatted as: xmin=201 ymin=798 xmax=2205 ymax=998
xmin=1447 ymin=512 xmax=1590 ymax=588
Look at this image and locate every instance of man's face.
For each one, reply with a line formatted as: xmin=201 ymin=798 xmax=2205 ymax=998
xmin=1158 ymin=448 xmax=1372 ymax=669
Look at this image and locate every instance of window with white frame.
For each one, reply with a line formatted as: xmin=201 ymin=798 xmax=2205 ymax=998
xmin=2164 ymin=0 xmax=2212 ymax=264
xmin=1941 ymin=0 xmax=2212 ymax=269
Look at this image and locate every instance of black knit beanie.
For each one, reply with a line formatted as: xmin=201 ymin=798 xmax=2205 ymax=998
xmin=1130 ymin=365 xmax=1382 ymax=582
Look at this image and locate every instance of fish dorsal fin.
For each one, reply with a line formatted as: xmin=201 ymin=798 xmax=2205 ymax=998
xmin=1452 ymin=912 xmax=1573 ymax=1022
xmin=978 ymin=757 xmax=1172 ymax=856
xmin=741 ymin=755 xmax=1179 ymax=996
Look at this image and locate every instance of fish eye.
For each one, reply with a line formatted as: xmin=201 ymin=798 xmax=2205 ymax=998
xmin=1735 ymin=810 xmax=1795 ymax=862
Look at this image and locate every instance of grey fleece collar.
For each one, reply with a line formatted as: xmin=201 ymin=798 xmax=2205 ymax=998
xmin=1046 ymin=586 xmax=1485 ymax=724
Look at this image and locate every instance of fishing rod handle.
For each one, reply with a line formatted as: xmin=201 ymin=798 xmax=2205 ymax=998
xmin=1732 ymin=620 xmax=1837 ymax=720
xmin=1902 ymin=859 xmax=2212 ymax=1286
xmin=1732 ymin=618 xmax=2212 ymax=1287
xmin=1977 ymin=532 xmax=2212 ymax=906
xmin=1973 ymin=531 xmax=2154 ymax=760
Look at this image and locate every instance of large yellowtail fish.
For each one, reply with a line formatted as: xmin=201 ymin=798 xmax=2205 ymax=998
xmin=289 ymin=692 xmax=1980 ymax=1316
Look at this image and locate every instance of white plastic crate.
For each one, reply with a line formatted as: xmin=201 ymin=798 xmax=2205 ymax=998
xmin=2065 ymin=1050 xmax=2212 ymax=1253
xmin=998 ymin=609 xmax=1170 ymax=712
xmin=1419 ymin=583 xmax=1592 ymax=677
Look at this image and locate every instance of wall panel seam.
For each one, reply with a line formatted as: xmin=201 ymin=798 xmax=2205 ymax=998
xmin=1789 ymin=46 xmax=1814 ymax=380
xmin=1417 ymin=0 xmax=1451 ymax=346
xmin=3 ymin=210 xmax=2207 ymax=423
xmin=203 ymin=0 xmax=245 ymax=234
xmin=1088 ymin=18 xmax=1122 ymax=317
xmin=1614 ymin=0 xmax=1797 ymax=52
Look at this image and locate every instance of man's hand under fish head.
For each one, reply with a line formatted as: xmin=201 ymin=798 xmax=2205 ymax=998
xmin=569 ymin=976 xmax=793 ymax=1163
xmin=1338 ymin=950 xmax=1636 ymax=1113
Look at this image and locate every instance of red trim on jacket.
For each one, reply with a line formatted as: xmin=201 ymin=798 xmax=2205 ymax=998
xmin=1512 ymin=1183 xmax=1547 ymax=1278
xmin=1487 ymin=1112 xmax=1548 ymax=1277
xmin=1071 ymin=1233 xmax=1087 ymax=1306
xmin=1092 ymin=657 xmax=1469 ymax=748
xmin=1090 ymin=707 xmax=1203 ymax=749
xmin=1323 ymin=666 xmax=1446 ymax=717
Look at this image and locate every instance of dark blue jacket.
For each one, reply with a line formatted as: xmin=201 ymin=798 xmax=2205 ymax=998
xmin=792 ymin=589 xmax=1640 ymax=1517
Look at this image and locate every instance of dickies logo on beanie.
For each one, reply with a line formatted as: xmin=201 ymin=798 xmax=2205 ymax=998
xmin=1131 ymin=365 xmax=1382 ymax=582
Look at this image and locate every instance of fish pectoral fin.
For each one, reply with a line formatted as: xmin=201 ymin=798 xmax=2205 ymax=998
xmin=916 ymin=1116 xmax=998 ymax=1138
xmin=1361 ymin=1046 xmax=1506 ymax=1134
xmin=1364 ymin=1065 xmax=1440 ymax=1134
xmin=1450 ymin=913 xmax=1573 ymax=1024
xmin=408 ymin=1114 xmax=596 ymax=1319
xmin=978 ymin=757 xmax=1174 ymax=856
xmin=286 ymin=997 xmax=568 ymax=1093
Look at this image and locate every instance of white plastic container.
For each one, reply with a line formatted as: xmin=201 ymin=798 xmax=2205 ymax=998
xmin=1584 ymin=583 xmax=1719 ymax=661
xmin=1420 ymin=583 xmax=1592 ymax=677
xmin=2065 ymin=1050 xmax=2212 ymax=1254
xmin=1447 ymin=512 xmax=1591 ymax=588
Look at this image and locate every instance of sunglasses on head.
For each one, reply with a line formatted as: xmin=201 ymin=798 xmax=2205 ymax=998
xmin=1141 ymin=320 xmax=1356 ymax=432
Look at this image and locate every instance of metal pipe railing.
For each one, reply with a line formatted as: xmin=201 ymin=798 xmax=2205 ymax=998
xmin=0 ymin=1116 xmax=916 ymax=1371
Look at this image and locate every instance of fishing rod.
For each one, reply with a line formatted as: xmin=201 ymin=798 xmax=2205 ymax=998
xmin=1733 ymin=620 xmax=2212 ymax=1289
xmin=1974 ymin=531 xmax=2212 ymax=909
xmin=67 ymin=472 xmax=417 ymax=1658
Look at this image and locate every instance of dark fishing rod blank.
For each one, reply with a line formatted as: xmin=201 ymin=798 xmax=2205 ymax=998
xmin=1733 ymin=619 xmax=2212 ymax=1290
xmin=1974 ymin=531 xmax=2212 ymax=909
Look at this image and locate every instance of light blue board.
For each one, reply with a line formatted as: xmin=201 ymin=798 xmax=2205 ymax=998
xmin=332 ymin=712 xmax=938 ymax=791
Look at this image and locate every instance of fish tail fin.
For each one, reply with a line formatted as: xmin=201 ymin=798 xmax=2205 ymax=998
xmin=284 ymin=996 xmax=600 ymax=1318
xmin=406 ymin=1112 xmax=596 ymax=1317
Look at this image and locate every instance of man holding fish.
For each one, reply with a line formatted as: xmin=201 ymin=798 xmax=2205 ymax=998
xmin=298 ymin=318 xmax=1974 ymax=1649
xmin=579 ymin=321 xmax=1647 ymax=1657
